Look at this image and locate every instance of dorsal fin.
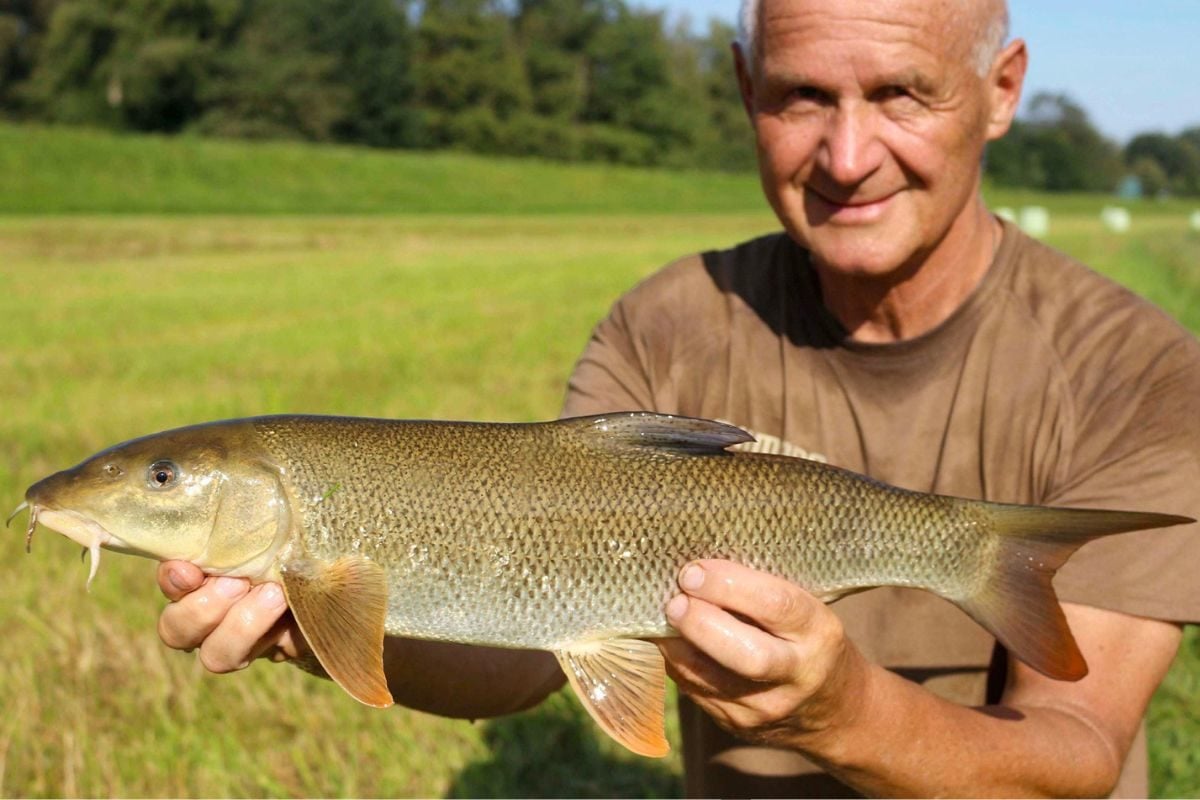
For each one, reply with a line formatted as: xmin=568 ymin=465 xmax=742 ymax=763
xmin=559 ymin=412 xmax=754 ymax=455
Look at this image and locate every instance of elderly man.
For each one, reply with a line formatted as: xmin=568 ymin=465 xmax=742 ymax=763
xmin=156 ymin=0 xmax=1200 ymax=796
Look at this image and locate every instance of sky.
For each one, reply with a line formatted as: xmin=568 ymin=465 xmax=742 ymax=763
xmin=635 ymin=0 xmax=1200 ymax=144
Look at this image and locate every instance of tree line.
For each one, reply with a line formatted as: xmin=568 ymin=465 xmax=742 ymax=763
xmin=2 ymin=0 xmax=1198 ymax=194
xmin=986 ymin=93 xmax=1200 ymax=197
xmin=0 ymin=0 xmax=754 ymax=170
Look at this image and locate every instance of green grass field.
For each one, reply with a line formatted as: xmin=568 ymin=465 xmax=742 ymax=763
xmin=1 ymin=124 xmax=1198 ymax=797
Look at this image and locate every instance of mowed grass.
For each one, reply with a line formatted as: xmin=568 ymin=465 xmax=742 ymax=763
xmin=0 ymin=123 xmax=767 ymax=215
xmin=2 ymin=212 xmax=1198 ymax=798
xmin=0 ymin=213 xmax=779 ymax=798
xmin=4 ymin=121 xmax=1199 ymax=217
xmin=1 ymin=124 xmax=1198 ymax=797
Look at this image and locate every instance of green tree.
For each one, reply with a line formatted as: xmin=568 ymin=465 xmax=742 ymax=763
xmin=293 ymin=0 xmax=420 ymax=148
xmin=1130 ymin=156 xmax=1169 ymax=198
xmin=985 ymin=92 xmax=1120 ymax=192
xmin=0 ymin=0 xmax=62 ymax=112
xmin=193 ymin=0 xmax=350 ymax=141
xmin=514 ymin=0 xmax=607 ymax=121
xmin=10 ymin=0 xmax=756 ymax=168
xmin=985 ymin=120 xmax=1042 ymax=188
xmin=1180 ymin=127 xmax=1200 ymax=156
xmin=686 ymin=19 xmax=754 ymax=171
xmin=0 ymin=12 xmax=24 ymax=103
xmin=414 ymin=0 xmax=531 ymax=151
xmin=23 ymin=0 xmax=242 ymax=131
xmin=21 ymin=0 xmax=123 ymax=124
xmin=581 ymin=6 xmax=690 ymax=164
xmin=1125 ymin=132 xmax=1200 ymax=196
xmin=1027 ymin=92 xmax=1121 ymax=192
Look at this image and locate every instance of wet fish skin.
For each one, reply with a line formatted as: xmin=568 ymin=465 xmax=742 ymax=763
xmin=258 ymin=415 xmax=986 ymax=648
xmin=16 ymin=412 xmax=1194 ymax=757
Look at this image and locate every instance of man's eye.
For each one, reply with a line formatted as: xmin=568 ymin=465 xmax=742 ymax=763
xmin=877 ymin=85 xmax=916 ymax=103
xmin=789 ymin=86 xmax=828 ymax=104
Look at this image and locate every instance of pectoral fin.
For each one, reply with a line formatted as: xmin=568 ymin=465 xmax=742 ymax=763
xmin=554 ymin=638 xmax=669 ymax=758
xmin=281 ymin=555 xmax=394 ymax=708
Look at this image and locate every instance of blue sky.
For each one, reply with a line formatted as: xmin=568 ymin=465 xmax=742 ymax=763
xmin=635 ymin=0 xmax=1200 ymax=143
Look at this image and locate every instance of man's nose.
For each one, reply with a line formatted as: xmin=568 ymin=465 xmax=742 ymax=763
xmin=817 ymin=102 xmax=886 ymax=187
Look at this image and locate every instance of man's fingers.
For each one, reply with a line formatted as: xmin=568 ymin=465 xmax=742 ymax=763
xmin=677 ymin=560 xmax=824 ymax=639
xmin=158 ymin=572 xmax=302 ymax=673
xmin=666 ymin=593 xmax=798 ymax=683
xmin=196 ymin=583 xmax=290 ymax=673
xmin=657 ymin=637 xmax=767 ymax=699
xmin=249 ymin=612 xmax=309 ymax=663
xmin=157 ymin=560 xmax=205 ymax=602
xmin=158 ymin=575 xmax=249 ymax=651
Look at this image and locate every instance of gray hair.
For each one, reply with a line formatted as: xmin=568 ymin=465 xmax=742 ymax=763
xmin=736 ymin=0 xmax=1010 ymax=77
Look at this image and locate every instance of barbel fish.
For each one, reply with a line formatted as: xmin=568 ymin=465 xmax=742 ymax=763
xmin=11 ymin=413 xmax=1193 ymax=756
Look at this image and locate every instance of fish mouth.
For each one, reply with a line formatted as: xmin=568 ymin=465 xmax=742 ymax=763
xmin=10 ymin=501 xmax=123 ymax=588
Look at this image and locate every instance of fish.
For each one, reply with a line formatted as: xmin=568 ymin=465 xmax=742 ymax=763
xmin=11 ymin=412 xmax=1193 ymax=757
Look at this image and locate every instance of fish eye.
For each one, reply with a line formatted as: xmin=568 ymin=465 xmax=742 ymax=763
xmin=146 ymin=460 xmax=179 ymax=489
xmin=102 ymin=463 xmax=124 ymax=479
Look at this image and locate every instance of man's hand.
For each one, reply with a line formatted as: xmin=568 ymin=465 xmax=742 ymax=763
xmin=156 ymin=561 xmax=309 ymax=672
xmin=659 ymin=559 xmax=871 ymax=751
xmin=659 ymin=559 xmax=1183 ymax=797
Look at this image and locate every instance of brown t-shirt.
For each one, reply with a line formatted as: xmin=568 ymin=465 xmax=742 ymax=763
xmin=561 ymin=221 xmax=1200 ymax=797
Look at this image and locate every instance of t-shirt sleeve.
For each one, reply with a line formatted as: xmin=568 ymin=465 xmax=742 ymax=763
xmin=1048 ymin=331 xmax=1200 ymax=623
xmin=561 ymin=291 xmax=658 ymax=418
xmin=561 ymin=254 xmax=712 ymax=418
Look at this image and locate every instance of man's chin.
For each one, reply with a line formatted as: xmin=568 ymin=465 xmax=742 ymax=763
xmin=801 ymin=234 xmax=917 ymax=279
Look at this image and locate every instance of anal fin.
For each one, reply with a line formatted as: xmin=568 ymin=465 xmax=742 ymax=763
xmin=281 ymin=555 xmax=394 ymax=708
xmin=554 ymin=638 xmax=669 ymax=758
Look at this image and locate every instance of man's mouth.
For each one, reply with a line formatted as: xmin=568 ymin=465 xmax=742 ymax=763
xmin=807 ymin=189 xmax=899 ymax=222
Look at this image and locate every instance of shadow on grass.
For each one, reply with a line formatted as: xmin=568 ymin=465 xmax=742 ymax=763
xmin=447 ymin=691 xmax=682 ymax=798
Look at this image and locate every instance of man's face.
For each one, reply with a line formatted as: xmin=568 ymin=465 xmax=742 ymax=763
xmin=740 ymin=0 xmax=1002 ymax=277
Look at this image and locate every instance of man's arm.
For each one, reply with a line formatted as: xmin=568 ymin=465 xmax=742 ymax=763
xmin=662 ymin=559 xmax=1181 ymax=798
xmin=156 ymin=562 xmax=565 ymax=719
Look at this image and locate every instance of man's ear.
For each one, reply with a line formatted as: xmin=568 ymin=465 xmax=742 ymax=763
xmin=732 ymin=42 xmax=755 ymax=120
xmin=984 ymin=38 xmax=1028 ymax=141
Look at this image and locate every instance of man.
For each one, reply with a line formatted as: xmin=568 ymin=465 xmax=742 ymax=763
xmin=156 ymin=0 xmax=1200 ymax=795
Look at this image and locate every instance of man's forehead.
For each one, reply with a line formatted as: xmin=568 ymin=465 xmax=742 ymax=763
xmin=756 ymin=0 xmax=985 ymax=63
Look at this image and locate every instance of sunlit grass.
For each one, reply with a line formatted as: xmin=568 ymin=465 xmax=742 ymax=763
xmin=1 ymin=213 xmax=779 ymax=798
xmin=0 ymin=123 xmax=766 ymax=215
xmin=5 ymin=122 xmax=1199 ymax=218
xmin=0 ymin=206 xmax=1196 ymax=795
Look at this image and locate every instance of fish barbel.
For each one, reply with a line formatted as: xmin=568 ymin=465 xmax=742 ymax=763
xmin=12 ymin=413 xmax=1193 ymax=756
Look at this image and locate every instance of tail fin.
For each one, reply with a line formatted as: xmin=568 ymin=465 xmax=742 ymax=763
xmin=958 ymin=505 xmax=1192 ymax=681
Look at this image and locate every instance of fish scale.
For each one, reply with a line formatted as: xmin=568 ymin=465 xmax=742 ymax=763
xmin=253 ymin=416 xmax=994 ymax=649
xmin=18 ymin=411 xmax=1192 ymax=757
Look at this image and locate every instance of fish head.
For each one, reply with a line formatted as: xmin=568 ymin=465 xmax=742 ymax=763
xmin=23 ymin=420 xmax=291 ymax=584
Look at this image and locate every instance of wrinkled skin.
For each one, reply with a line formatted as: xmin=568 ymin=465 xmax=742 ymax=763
xmin=738 ymin=0 xmax=1017 ymax=342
